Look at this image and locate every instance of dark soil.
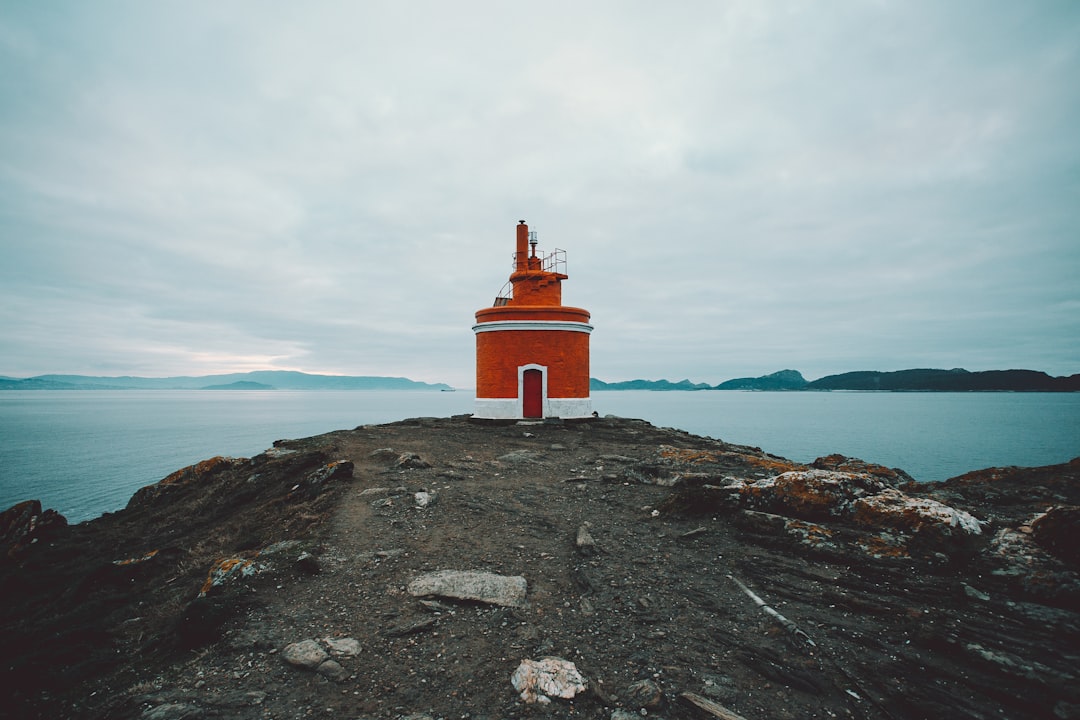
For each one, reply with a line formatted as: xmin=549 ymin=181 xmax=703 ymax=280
xmin=1 ymin=415 xmax=1077 ymax=720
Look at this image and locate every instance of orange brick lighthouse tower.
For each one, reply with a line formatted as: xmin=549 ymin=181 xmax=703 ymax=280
xmin=473 ymin=221 xmax=593 ymax=419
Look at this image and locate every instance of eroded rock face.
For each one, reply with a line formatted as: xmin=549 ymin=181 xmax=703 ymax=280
xmin=126 ymin=456 xmax=242 ymax=509
xmin=733 ymin=470 xmax=982 ymax=545
xmin=0 ymin=500 xmax=67 ymax=559
xmin=670 ymin=467 xmax=983 ymax=560
xmin=736 ymin=469 xmax=890 ymax=521
xmin=988 ymin=525 xmax=1080 ymax=606
xmin=1030 ymin=506 xmax=1080 ymax=567
xmin=811 ymin=454 xmax=914 ymax=486
xmin=851 ymin=487 xmax=983 ymax=544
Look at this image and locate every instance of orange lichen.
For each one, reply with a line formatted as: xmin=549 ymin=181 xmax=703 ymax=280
xmin=113 ymin=549 xmax=159 ymax=566
xmin=659 ymin=447 xmax=720 ymax=464
xmin=199 ymin=554 xmax=259 ymax=596
xmin=740 ymin=470 xmax=883 ymax=519
xmin=784 ymin=519 xmax=837 ymax=548
xmin=161 ymin=456 xmax=231 ymax=486
xmin=855 ymin=533 xmax=911 ymax=559
xmin=658 ymin=446 xmax=804 ymax=474
xmin=851 ymin=489 xmax=982 ymax=536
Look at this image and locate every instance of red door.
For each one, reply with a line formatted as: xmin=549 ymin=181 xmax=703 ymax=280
xmin=522 ymin=369 xmax=543 ymax=418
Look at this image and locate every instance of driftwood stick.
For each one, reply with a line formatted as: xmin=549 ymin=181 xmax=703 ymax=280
xmin=727 ymin=575 xmax=897 ymax=720
xmin=727 ymin=574 xmax=816 ymax=647
xmin=679 ymin=691 xmax=750 ymax=720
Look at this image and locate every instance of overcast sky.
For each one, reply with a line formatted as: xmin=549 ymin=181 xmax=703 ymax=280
xmin=1 ymin=2 xmax=1078 ymax=387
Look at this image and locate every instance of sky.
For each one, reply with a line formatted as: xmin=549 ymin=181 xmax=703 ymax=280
xmin=1 ymin=1 xmax=1078 ymax=388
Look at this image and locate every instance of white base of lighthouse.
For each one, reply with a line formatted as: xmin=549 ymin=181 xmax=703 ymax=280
xmin=472 ymin=396 xmax=593 ymax=420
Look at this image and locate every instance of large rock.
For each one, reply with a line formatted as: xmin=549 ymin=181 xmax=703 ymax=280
xmin=510 ymin=657 xmax=587 ymax=704
xmin=988 ymin=525 xmax=1080 ymax=606
xmin=1030 ymin=506 xmax=1080 ymax=567
xmin=735 ymin=470 xmax=983 ymax=549
xmin=281 ymin=639 xmax=354 ymax=682
xmin=736 ymin=469 xmax=890 ymax=520
xmin=0 ymin=499 xmax=67 ymax=559
xmin=128 ymin=456 xmax=239 ymax=508
xmin=395 ymin=452 xmax=431 ymax=469
xmin=811 ymin=454 xmax=914 ymax=486
xmin=850 ymin=488 xmax=983 ymax=544
xmin=281 ymin=639 xmax=328 ymax=669
xmin=407 ymin=570 xmax=527 ymax=607
xmin=670 ymin=469 xmax=983 ymax=559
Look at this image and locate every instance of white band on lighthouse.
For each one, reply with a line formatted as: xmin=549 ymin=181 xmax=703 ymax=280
xmin=473 ymin=397 xmax=593 ymax=419
xmin=472 ymin=320 xmax=594 ymax=334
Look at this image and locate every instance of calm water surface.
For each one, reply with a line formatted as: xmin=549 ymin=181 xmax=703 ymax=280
xmin=593 ymin=390 xmax=1080 ymax=478
xmin=1 ymin=390 xmax=1077 ymax=523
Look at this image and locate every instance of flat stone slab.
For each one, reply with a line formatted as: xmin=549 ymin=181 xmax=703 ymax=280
xmin=407 ymin=570 xmax=527 ymax=607
xmin=281 ymin=639 xmax=328 ymax=669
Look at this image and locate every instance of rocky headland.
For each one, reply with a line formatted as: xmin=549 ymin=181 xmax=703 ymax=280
xmin=1 ymin=415 xmax=1077 ymax=720
xmin=593 ymin=368 xmax=1080 ymax=392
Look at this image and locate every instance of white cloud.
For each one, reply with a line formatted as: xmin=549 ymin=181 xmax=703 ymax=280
xmin=0 ymin=1 xmax=1078 ymax=384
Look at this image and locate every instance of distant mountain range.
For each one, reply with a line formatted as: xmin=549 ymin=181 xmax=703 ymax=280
xmin=588 ymin=378 xmax=713 ymax=391
xmin=5 ymin=368 xmax=1077 ymax=393
xmin=0 ymin=371 xmax=452 ymax=392
xmin=592 ymin=368 xmax=1080 ymax=392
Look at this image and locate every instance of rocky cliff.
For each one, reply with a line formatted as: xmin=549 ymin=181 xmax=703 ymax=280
xmin=1 ymin=416 xmax=1077 ymax=720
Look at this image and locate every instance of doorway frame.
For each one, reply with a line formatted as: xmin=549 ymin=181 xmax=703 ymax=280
xmin=517 ymin=363 xmax=547 ymax=418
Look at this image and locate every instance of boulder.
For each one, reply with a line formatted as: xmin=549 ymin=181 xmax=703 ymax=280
xmin=304 ymin=460 xmax=354 ymax=487
xmin=510 ymin=657 xmax=587 ymax=704
xmin=850 ymin=488 xmax=983 ymax=546
xmin=407 ymin=570 xmax=527 ymax=607
xmin=811 ymin=454 xmax=914 ymax=486
xmin=624 ymin=678 xmax=663 ymax=708
xmin=671 ymin=469 xmax=983 ymax=559
xmin=281 ymin=638 xmax=356 ymax=682
xmin=736 ymin=469 xmax=889 ymax=520
xmin=315 ymin=659 xmax=349 ymax=681
xmin=1030 ymin=506 xmax=1080 ymax=567
xmin=199 ymin=555 xmax=264 ymax=597
xmin=576 ymin=523 xmax=598 ymax=555
xmin=369 ymin=448 xmax=398 ymax=463
xmin=395 ymin=452 xmax=431 ymax=469
xmin=281 ymin=639 xmax=328 ymax=669
xmin=988 ymin=526 xmax=1080 ymax=606
xmin=323 ymin=637 xmax=361 ymax=656
xmin=498 ymin=450 xmax=540 ymax=465
xmin=0 ymin=500 xmax=67 ymax=558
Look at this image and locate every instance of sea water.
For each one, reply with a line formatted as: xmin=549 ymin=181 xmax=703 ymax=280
xmin=1 ymin=390 xmax=1077 ymax=523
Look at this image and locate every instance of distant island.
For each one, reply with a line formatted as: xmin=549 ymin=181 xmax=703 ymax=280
xmin=592 ymin=368 xmax=1080 ymax=392
xmin=201 ymin=381 xmax=275 ymax=391
xmin=0 ymin=371 xmax=452 ymax=392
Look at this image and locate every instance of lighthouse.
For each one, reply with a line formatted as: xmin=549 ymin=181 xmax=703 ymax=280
xmin=473 ymin=221 xmax=593 ymax=419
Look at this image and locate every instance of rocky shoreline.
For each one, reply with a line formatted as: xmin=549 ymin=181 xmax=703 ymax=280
xmin=1 ymin=415 xmax=1077 ymax=719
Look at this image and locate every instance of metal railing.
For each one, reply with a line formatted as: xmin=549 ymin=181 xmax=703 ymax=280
xmin=508 ymin=247 xmax=567 ymax=275
xmin=494 ymin=279 xmax=512 ymax=305
xmin=493 ymin=248 xmax=568 ymax=305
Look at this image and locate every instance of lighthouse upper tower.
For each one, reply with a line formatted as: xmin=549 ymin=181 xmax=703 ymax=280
xmin=472 ymin=221 xmax=593 ymax=419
